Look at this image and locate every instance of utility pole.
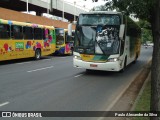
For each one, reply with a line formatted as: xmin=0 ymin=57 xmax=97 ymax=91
xmin=62 ymin=0 xmax=64 ymax=21
xmin=26 ymin=0 xmax=28 ymax=13
xmin=74 ymin=1 xmax=76 ymax=21
xmin=47 ymin=0 xmax=50 ymax=14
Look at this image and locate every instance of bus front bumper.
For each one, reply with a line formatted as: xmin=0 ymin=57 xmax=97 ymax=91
xmin=73 ymin=58 xmax=122 ymax=72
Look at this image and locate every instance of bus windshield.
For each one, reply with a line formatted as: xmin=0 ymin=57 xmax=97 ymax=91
xmin=78 ymin=14 xmax=120 ymax=26
xmin=75 ymin=14 xmax=121 ymax=55
xmin=55 ymin=29 xmax=64 ymax=45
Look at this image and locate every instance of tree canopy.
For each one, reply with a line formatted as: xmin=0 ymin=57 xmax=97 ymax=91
xmin=93 ymin=0 xmax=156 ymax=22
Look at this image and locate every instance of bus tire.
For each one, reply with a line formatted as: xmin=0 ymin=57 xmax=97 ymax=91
xmin=120 ymin=57 xmax=127 ymax=73
xmin=86 ymin=69 xmax=93 ymax=73
xmin=70 ymin=47 xmax=73 ymax=55
xmin=35 ymin=49 xmax=41 ymax=60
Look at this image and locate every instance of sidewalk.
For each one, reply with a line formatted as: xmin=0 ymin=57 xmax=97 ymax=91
xmin=131 ymin=72 xmax=151 ymax=111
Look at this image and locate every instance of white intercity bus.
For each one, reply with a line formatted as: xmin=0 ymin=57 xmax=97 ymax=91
xmin=73 ymin=11 xmax=141 ymax=72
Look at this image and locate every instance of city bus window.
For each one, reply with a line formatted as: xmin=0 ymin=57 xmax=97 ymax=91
xmin=0 ymin=24 xmax=10 ymax=39
xmin=52 ymin=29 xmax=55 ymax=40
xmin=42 ymin=29 xmax=45 ymax=40
xmin=65 ymin=31 xmax=68 ymax=43
xmin=23 ymin=26 xmax=33 ymax=40
xmin=34 ymin=28 xmax=43 ymax=40
xmin=44 ymin=29 xmax=49 ymax=41
xmin=11 ymin=25 xmax=23 ymax=39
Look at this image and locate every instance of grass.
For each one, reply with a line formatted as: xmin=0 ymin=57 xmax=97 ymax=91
xmin=132 ymin=79 xmax=151 ymax=120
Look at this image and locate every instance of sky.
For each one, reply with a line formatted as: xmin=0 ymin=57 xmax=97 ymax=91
xmin=63 ymin=0 xmax=106 ymax=11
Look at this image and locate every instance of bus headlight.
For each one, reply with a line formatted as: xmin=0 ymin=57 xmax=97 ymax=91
xmin=74 ymin=55 xmax=81 ymax=60
xmin=108 ymin=58 xmax=118 ymax=62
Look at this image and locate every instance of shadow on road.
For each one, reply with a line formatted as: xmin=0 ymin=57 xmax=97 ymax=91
xmin=0 ymin=56 xmax=51 ymax=66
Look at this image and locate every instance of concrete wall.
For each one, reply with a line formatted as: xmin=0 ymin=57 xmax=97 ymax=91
xmin=0 ymin=8 xmax=75 ymax=29
xmin=21 ymin=0 xmax=87 ymax=16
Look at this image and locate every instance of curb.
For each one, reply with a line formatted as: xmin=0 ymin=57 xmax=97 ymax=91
xmin=131 ymin=72 xmax=151 ymax=111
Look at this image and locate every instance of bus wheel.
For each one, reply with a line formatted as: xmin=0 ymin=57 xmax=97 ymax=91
xmin=120 ymin=57 xmax=127 ymax=73
xmin=70 ymin=48 xmax=73 ymax=55
xmin=86 ymin=69 xmax=93 ymax=73
xmin=35 ymin=49 xmax=41 ymax=60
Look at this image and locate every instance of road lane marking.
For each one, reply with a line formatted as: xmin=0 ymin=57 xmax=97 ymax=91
xmin=0 ymin=102 xmax=9 ymax=107
xmin=16 ymin=62 xmax=31 ymax=65
xmin=74 ymin=74 xmax=83 ymax=78
xmin=42 ymin=59 xmax=52 ymax=61
xmin=27 ymin=66 xmax=54 ymax=73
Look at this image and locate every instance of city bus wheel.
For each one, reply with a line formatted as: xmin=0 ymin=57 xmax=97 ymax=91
xmin=70 ymin=48 xmax=73 ymax=55
xmin=35 ymin=49 xmax=41 ymax=60
xmin=86 ymin=69 xmax=94 ymax=73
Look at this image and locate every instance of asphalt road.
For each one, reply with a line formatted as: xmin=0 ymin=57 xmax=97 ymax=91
xmin=0 ymin=46 xmax=153 ymax=120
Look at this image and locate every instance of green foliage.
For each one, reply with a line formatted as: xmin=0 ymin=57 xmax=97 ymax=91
xmin=94 ymin=0 xmax=156 ymax=23
xmin=136 ymin=20 xmax=151 ymax=29
xmin=141 ymin=29 xmax=153 ymax=43
xmin=132 ymin=80 xmax=151 ymax=120
xmin=136 ymin=20 xmax=153 ymax=43
xmin=91 ymin=5 xmax=107 ymax=11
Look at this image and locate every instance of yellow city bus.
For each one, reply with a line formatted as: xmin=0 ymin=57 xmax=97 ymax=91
xmin=0 ymin=18 xmax=56 ymax=61
xmin=55 ymin=28 xmax=74 ymax=55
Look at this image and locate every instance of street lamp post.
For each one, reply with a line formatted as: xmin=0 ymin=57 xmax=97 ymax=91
xmin=74 ymin=1 xmax=76 ymax=21
xmin=26 ymin=0 xmax=28 ymax=13
xmin=62 ymin=0 xmax=64 ymax=21
xmin=47 ymin=0 xmax=50 ymax=14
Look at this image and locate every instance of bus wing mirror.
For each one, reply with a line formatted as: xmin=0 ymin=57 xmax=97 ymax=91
xmin=68 ymin=23 xmax=72 ymax=36
xmin=119 ymin=24 xmax=125 ymax=40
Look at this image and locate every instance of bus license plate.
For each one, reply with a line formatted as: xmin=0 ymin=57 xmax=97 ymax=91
xmin=90 ymin=64 xmax=97 ymax=67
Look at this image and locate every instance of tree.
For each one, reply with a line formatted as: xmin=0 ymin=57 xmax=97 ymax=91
xmin=94 ymin=0 xmax=160 ymax=119
xmin=137 ymin=20 xmax=153 ymax=44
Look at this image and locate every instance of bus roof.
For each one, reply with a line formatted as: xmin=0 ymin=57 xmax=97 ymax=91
xmin=0 ymin=18 xmax=54 ymax=30
xmin=55 ymin=28 xmax=68 ymax=32
xmin=80 ymin=11 xmax=122 ymax=15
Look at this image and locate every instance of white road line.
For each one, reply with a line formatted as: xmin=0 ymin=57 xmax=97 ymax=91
xmin=27 ymin=66 xmax=54 ymax=73
xmin=74 ymin=74 xmax=83 ymax=78
xmin=0 ymin=102 xmax=9 ymax=107
xmin=42 ymin=59 xmax=52 ymax=61
xmin=16 ymin=62 xmax=31 ymax=65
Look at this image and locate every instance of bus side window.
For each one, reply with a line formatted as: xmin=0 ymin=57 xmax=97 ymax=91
xmin=11 ymin=25 xmax=23 ymax=39
xmin=23 ymin=26 xmax=34 ymax=40
xmin=34 ymin=28 xmax=43 ymax=40
xmin=52 ymin=29 xmax=55 ymax=40
xmin=65 ymin=31 xmax=68 ymax=43
xmin=44 ymin=29 xmax=49 ymax=41
xmin=0 ymin=24 xmax=10 ymax=39
xmin=42 ymin=29 xmax=45 ymax=40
